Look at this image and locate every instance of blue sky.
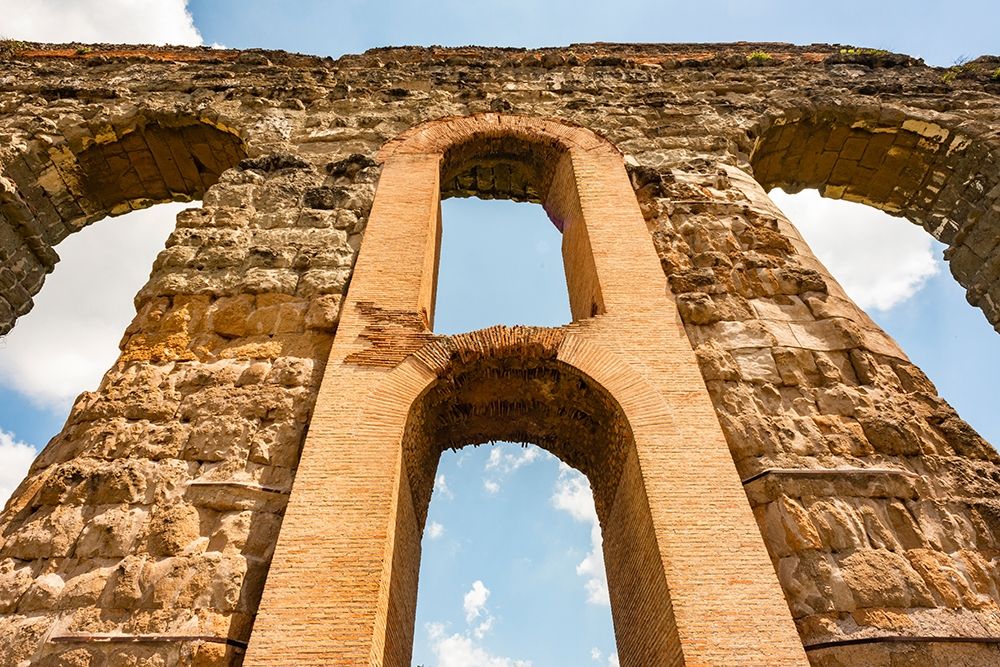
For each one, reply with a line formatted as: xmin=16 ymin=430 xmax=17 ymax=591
xmin=183 ymin=0 xmax=998 ymax=67
xmin=415 ymin=201 xmax=613 ymax=666
xmin=2 ymin=2 xmax=1000 ymax=666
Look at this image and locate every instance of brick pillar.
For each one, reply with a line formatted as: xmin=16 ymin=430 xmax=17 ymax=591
xmin=243 ymin=154 xmax=441 ymax=665
xmin=560 ymin=145 xmax=807 ymax=666
xmin=245 ymin=114 xmax=809 ymax=666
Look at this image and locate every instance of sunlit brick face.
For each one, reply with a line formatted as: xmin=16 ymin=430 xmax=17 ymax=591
xmin=247 ymin=113 xmax=808 ymax=667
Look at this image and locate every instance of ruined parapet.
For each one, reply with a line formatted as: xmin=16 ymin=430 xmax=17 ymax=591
xmin=0 ymin=42 xmax=998 ymax=666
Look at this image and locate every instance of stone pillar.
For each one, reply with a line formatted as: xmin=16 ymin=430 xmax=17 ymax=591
xmin=0 ymin=154 xmax=372 ymax=666
xmin=634 ymin=156 xmax=1000 ymax=665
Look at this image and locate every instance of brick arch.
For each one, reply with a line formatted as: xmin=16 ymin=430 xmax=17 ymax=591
xmin=348 ymin=326 xmax=683 ymax=666
xmin=379 ymin=113 xmax=621 ymax=225
xmin=368 ymin=113 xmax=645 ymax=323
xmin=378 ymin=112 xmax=620 ymax=162
xmin=402 ymin=327 xmax=632 ymax=520
xmin=748 ymin=105 xmax=1000 ymax=332
xmin=0 ymin=108 xmax=247 ymax=334
xmin=246 ymin=112 xmax=808 ymax=666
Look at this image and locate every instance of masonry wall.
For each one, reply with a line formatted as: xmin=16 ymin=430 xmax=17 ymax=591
xmin=0 ymin=42 xmax=999 ymax=665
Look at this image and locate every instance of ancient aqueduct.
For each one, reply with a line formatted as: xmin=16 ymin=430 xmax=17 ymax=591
xmin=1 ymin=41 xmax=1000 ymax=666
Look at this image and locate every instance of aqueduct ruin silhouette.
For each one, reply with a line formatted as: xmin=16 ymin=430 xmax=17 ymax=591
xmin=1 ymin=42 xmax=1000 ymax=666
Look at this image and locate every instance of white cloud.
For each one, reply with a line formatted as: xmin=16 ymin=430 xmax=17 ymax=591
xmin=427 ymin=521 xmax=445 ymax=539
xmin=0 ymin=205 xmax=181 ymax=413
xmin=435 ymin=474 xmax=454 ymax=500
xmin=770 ymin=188 xmax=941 ymax=312
xmin=0 ymin=0 xmax=203 ymax=45
xmin=485 ymin=445 xmax=539 ymax=474
xmin=551 ymin=463 xmax=597 ymax=523
xmin=578 ymin=522 xmax=610 ymax=606
xmin=551 ymin=465 xmax=610 ymax=606
xmin=463 ymin=580 xmax=490 ymax=623
xmin=486 ymin=448 xmax=502 ymax=469
xmin=424 ymin=578 xmax=528 ymax=667
xmin=473 ymin=615 xmax=494 ymax=639
xmin=426 ymin=623 xmax=532 ymax=667
xmin=462 ymin=579 xmax=498 ymax=639
xmin=0 ymin=429 xmax=38 ymax=508
xmin=591 ymin=647 xmax=602 ymax=661
xmin=608 ymin=654 xmax=619 ymax=667
xmin=481 ymin=444 xmax=541 ymax=496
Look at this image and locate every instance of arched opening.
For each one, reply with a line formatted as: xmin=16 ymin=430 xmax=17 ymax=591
xmin=748 ymin=108 xmax=1000 ymax=446
xmin=429 ymin=128 xmax=605 ymax=329
xmin=371 ymin=116 xmax=611 ymax=331
xmin=693 ymin=108 xmax=1000 ymax=661
xmin=412 ymin=443 xmax=617 ymax=666
xmin=0 ymin=112 xmax=247 ymax=503
xmin=1 ymin=112 xmax=247 ymax=334
xmin=391 ymin=329 xmax=680 ymax=667
xmin=750 ymin=110 xmax=1000 ymax=333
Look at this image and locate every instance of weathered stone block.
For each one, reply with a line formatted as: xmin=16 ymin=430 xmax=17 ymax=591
xmin=75 ymin=506 xmax=147 ymax=558
xmin=838 ymin=549 xmax=935 ymax=609
xmin=146 ymin=504 xmax=203 ymax=556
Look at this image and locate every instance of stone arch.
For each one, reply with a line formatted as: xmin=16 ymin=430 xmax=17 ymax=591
xmin=0 ymin=108 xmax=247 ymax=333
xmin=748 ymin=105 xmax=1000 ymax=332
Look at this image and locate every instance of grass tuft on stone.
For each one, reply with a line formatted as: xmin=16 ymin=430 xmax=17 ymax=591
xmin=746 ymin=50 xmax=772 ymax=65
